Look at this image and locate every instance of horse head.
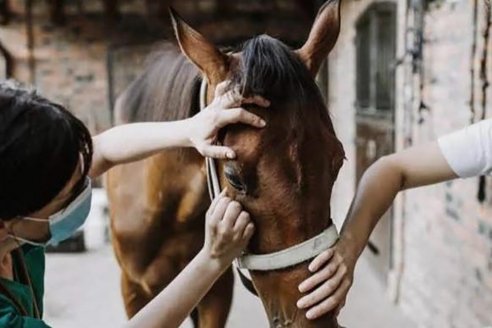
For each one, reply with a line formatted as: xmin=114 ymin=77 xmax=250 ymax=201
xmin=171 ymin=1 xmax=345 ymax=326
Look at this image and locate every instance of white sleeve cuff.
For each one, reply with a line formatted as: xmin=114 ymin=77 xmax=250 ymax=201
xmin=438 ymin=119 xmax=492 ymax=178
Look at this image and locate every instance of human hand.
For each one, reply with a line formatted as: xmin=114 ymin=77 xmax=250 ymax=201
xmin=202 ymin=189 xmax=255 ymax=269
xmin=296 ymin=242 xmax=356 ymax=319
xmin=187 ymin=81 xmax=269 ymax=159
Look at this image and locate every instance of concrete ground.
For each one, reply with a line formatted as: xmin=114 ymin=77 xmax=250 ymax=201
xmin=43 ymin=245 xmax=415 ymax=328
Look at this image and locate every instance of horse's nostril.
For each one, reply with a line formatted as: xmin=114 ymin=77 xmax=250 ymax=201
xmin=271 ymin=316 xmax=293 ymax=328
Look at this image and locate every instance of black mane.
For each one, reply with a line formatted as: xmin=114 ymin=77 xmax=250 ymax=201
xmin=115 ymin=43 xmax=200 ymax=124
xmin=232 ymin=35 xmax=324 ymax=109
xmin=230 ymin=34 xmax=333 ymax=134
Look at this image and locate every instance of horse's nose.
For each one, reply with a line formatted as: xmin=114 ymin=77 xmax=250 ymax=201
xmin=270 ymin=313 xmax=341 ymax=328
xmin=271 ymin=316 xmax=293 ymax=328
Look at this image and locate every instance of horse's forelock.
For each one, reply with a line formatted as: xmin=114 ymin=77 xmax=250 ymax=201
xmin=228 ymin=35 xmax=334 ymax=135
xmin=231 ymin=35 xmax=318 ymax=104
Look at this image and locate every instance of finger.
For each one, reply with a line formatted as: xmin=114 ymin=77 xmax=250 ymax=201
xmin=208 ymin=189 xmax=228 ymax=215
xmin=218 ymin=107 xmax=266 ymax=128
xmin=221 ymin=201 xmax=243 ymax=230
xmin=242 ymin=95 xmax=271 ymax=108
xmin=305 ymin=280 xmax=351 ymax=320
xmin=216 ymin=88 xmax=242 ymax=108
xmin=214 ymin=81 xmax=231 ymax=97
xmin=210 ymin=196 xmax=231 ymax=226
xmin=201 ymin=145 xmax=236 ymax=160
xmin=308 ymin=248 xmax=335 ymax=272
xmin=298 ymin=260 xmax=340 ymax=293
xmin=297 ymin=264 xmax=347 ymax=309
xmin=242 ymin=223 xmax=255 ymax=240
xmin=233 ymin=211 xmax=251 ymax=234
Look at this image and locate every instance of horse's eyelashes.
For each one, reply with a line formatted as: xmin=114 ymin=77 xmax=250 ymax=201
xmin=224 ymin=167 xmax=246 ymax=193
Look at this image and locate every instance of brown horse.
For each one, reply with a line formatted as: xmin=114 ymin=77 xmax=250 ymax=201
xmin=106 ymin=1 xmax=345 ymax=327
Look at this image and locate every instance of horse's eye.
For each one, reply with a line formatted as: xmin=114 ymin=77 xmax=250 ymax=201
xmin=224 ymin=168 xmax=246 ymax=192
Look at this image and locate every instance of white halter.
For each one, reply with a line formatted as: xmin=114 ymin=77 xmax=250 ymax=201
xmin=200 ymin=79 xmax=339 ymax=271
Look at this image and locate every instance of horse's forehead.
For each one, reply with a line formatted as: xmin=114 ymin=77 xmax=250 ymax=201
xmin=224 ymin=126 xmax=262 ymax=160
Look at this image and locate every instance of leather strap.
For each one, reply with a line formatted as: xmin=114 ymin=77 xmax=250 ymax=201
xmin=236 ymin=267 xmax=258 ymax=296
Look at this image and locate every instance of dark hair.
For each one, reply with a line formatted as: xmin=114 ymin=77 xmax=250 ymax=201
xmin=0 ymin=81 xmax=93 ymax=220
xmin=231 ymin=35 xmax=321 ymax=106
xmin=229 ymin=35 xmax=334 ymax=136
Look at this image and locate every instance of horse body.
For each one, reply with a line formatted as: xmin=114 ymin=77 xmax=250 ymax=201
xmin=107 ymin=1 xmax=344 ymax=327
xmin=106 ymin=47 xmax=233 ymax=326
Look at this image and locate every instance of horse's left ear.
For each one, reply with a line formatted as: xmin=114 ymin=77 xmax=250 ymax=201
xmin=296 ymin=0 xmax=341 ymax=76
xmin=170 ymin=7 xmax=229 ymax=85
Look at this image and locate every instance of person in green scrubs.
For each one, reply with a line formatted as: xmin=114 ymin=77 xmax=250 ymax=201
xmin=0 ymin=80 xmax=266 ymax=327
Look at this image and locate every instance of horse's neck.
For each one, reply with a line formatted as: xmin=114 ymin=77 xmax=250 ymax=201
xmin=147 ymin=149 xmax=209 ymax=221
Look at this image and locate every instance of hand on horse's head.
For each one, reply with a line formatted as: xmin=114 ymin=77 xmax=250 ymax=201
xmin=186 ymin=81 xmax=269 ymax=160
xmin=202 ymin=188 xmax=254 ymax=270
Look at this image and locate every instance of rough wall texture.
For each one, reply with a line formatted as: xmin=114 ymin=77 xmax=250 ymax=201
xmin=0 ymin=0 xmax=150 ymax=132
xmin=330 ymin=0 xmax=492 ymax=327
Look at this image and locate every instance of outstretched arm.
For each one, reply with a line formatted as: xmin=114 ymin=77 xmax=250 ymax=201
xmin=337 ymin=141 xmax=456 ymax=268
xmin=125 ymin=190 xmax=254 ymax=328
xmin=89 ymin=82 xmax=269 ymax=178
xmin=296 ymin=141 xmax=456 ymax=319
xmin=298 ymin=118 xmax=492 ymax=319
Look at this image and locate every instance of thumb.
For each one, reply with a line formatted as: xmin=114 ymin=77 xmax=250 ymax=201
xmin=201 ymin=145 xmax=236 ymax=159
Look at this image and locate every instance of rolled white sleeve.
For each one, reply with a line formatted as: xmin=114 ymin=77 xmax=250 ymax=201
xmin=438 ymin=119 xmax=492 ymax=178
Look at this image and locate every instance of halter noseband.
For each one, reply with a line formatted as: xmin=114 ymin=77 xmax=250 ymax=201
xmin=200 ymin=79 xmax=339 ymax=271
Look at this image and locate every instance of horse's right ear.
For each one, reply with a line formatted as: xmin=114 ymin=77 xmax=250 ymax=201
xmin=170 ymin=8 xmax=229 ymax=84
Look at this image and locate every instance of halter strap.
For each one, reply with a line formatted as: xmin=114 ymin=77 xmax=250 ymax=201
xmin=237 ymin=225 xmax=338 ymax=270
xmin=199 ymin=78 xmax=339 ymax=272
xmin=200 ymin=79 xmax=222 ymax=200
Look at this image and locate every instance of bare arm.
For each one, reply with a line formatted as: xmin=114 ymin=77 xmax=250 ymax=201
xmin=125 ymin=250 xmax=224 ymax=328
xmin=90 ymin=120 xmax=194 ymax=177
xmin=89 ymin=82 xmax=269 ymax=178
xmin=339 ymin=141 xmax=456 ymax=261
xmin=297 ymin=141 xmax=457 ymax=319
xmin=340 ymin=117 xmax=492 ymax=258
xmin=297 ymin=115 xmax=492 ymax=320
xmin=125 ymin=191 xmax=254 ymax=328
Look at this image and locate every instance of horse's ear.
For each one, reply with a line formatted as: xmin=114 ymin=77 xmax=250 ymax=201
xmin=296 ymin=0 xmax=341 ymax=76
xmin=170 ymin=7 xmax=229 ymax=84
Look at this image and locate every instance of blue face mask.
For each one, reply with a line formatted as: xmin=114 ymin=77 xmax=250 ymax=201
xmin=10 ymin=178 xmax=92 ymax=247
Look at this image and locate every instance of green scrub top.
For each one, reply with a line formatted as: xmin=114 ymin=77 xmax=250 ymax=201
xmin=0 ymin=245 xmax=51 ymax=327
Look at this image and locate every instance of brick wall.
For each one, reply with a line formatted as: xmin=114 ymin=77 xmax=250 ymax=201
xmin=0 ymin=0 xmax=316 ymax=133
xmin=0 ymin=0 xmax=165 ymax=132
xmin=329 ymin=0 xmax=492 ymax=327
